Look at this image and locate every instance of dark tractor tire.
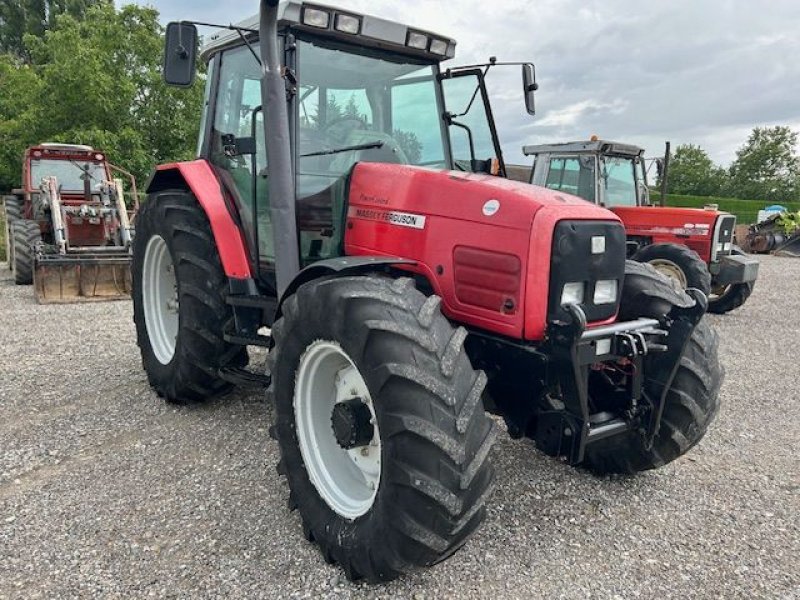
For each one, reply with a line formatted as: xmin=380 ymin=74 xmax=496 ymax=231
xmin=632 ymin=243 xmax=712 ymax=297
xmin=12 ymin=219 xmax=40 ymax=285
xmin=268 ymin=276 xmax=496 ymax=583
xmin=131 ymin=189 xmax=248 ymax=404
xmin=4 ymin=195 xmax=21 ymax=270
xmin=582 ymin=260 xmax=722 ymax=474
xmin=708 ymin=248 xmax=755 ymax=314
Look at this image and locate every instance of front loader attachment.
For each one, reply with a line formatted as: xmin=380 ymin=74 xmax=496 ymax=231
xmin=34 ymin=250 xmax=131 ymax=303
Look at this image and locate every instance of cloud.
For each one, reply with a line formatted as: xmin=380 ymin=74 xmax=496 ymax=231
xmin=125 ymin=0 xmax=800 ymax=166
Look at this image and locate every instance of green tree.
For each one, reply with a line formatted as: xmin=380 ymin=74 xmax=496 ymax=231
xmin=0 ymin=3 xmax=203 ymax=191
xmin=729 ymin=126 xmax=800 ymax=202
xmin=0 ymin=0 xmax=110 ymax=62
xmin=667 ymin=144 xmax=727 ymax=196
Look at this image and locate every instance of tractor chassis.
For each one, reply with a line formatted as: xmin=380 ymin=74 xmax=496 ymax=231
xmin=469 ymin=292 xmax=707 ymax=465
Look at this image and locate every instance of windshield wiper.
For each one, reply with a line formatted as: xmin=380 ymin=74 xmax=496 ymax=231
xmin=301 ymin=141 xmax=384 ymax=158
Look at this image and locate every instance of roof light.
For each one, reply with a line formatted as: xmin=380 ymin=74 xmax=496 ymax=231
xmin=407 ymin=31 xmax=429 ymax=50
xmin=335 ymin=13 xmax=361 ymax=34
xmin=303 ymin=7 xmax=330 ymax=29
xmin=429 ymin=38 xmax=448 ymax=55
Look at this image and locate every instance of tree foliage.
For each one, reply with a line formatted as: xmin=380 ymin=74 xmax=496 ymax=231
xmin=667 ymin=144 xmax=727 ymax=197
xmin=0 ymin=3 xmax=202 ymax=191
xmin=0 ymin=0 xmax=111 ymax=62
xmin=728 ymin=126 xmax=800 ymax=202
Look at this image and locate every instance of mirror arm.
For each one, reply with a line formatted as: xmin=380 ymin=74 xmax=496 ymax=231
xmin=235 ymin=27 xmax=262 ymax=66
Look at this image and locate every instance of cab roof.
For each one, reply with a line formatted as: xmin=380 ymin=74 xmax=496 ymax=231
xmin=200 ymin=1 xmax=456 ymax=62
xmin=523 ymin=140 xmax=644 ymax=158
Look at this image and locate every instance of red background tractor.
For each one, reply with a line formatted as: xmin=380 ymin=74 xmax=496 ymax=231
xmin=522 ymin=139 xmax=759 ymax=314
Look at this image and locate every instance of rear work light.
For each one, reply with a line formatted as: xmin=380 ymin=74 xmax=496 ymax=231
xmin=406 ymin=31 xmax=429 ymax=50
xmin=303 ymin=7 xmax=330 ymax=29
xmin=335 ymin=13 xmax=361 ymax=34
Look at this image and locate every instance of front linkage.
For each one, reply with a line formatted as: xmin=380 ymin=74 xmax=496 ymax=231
xmin=540 ymin=290 xmax=707 ymax=464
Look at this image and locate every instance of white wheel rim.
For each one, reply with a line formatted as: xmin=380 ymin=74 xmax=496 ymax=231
xmin=142 ymin=235 xmax=179 ymax=365
xmin=649 ymin=259 xmax=688 ymax=288
xmin=294 ymin=340 xmax=381 ymax=519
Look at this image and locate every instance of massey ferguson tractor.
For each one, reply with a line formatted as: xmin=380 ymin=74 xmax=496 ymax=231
xmin=521 ymin=139 xmax=759 ymax=314
xmin=3 ymin=143 xmax=136 ymax=302
xmin=134 ymin=1 xmax=722 ymax=582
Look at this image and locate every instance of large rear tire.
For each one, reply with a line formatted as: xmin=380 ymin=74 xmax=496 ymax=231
xmin=131 ymin=189 xmax=247 ymax=404
xmin=583 ymin=261 xmax=722 ymax=474
xmin=4 ymin=195 xmax=21 ymax=270
xmin=269 ymin=276 xmax=496 ymax=582
xmin=12 ymin=219 xmax=40 ymax=285
xmin=633 ymin=243 xmax=711 ymax=297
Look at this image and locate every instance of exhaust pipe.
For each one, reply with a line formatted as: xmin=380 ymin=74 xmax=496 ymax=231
xmin=260 ymin=0 xmax=299 ymax=296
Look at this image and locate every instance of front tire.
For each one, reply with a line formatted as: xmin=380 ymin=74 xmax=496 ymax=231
xmin=131 ymin=189 xmax=247 ymax=404
xmin=633 ymin=243 xmax=711 ymax=297
xmin=583 ymin=261 xmax=722 ymax=474
xmin=269 ymin=276 xmax=496 ymax=582
xmin=12 ymin=219 xmax=40 ymax=285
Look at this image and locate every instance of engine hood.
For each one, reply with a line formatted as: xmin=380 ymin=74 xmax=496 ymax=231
xmin=348 ymin=163 xmax=618 ymax=232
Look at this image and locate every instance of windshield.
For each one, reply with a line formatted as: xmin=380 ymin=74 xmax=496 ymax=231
xmin=601 ymin=156 xmax=637 ymax=207
xmin=297 ymin=38 xmax=447 ymax=196
xmin=30 ymin=159 xmax=106 ymax=191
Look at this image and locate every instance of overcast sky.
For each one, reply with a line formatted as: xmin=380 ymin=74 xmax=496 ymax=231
xmin=128 ymin=0 xmax=800 ymax=166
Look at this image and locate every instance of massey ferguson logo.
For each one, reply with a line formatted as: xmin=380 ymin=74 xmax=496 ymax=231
xmin=349 ymin=207 xmax=427 ymax=230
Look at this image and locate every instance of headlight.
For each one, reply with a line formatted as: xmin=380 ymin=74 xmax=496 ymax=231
xmin=561 ymin=282 xmax=585 ymax=306
xmin=593 ymin=279 xmax=618 ymax=304
xmin=407 ymin=31 xmax=429 ymax=50
xmin=334 ymin=13 xmax=361 ymax=34
xmin=429 ymin=39 xmax=449 ymax=55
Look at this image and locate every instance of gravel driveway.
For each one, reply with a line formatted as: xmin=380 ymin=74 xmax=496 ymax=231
xmin=0 ymin=256 xmax=798 ymax=599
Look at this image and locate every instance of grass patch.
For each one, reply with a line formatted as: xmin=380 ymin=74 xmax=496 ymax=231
xmin=651 ymin=192 xmax=800 ymax=224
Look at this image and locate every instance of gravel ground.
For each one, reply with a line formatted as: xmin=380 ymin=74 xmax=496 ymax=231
xmin=0 ymin=256 xmax=798 ymax=599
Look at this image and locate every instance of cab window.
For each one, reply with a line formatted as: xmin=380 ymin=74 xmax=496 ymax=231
xmin=545 ymin=156 xmax=596 ymax=202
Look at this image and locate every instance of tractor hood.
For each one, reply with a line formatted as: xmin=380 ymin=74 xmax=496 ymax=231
xmin=346 ymin=162 xmax=616 ymax=232
xmin=345 ymin=162 xmax=623 ymax=340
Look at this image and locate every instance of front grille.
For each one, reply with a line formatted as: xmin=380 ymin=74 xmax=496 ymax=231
xmin=548 ymin=220 xmax=626 ymax=324
xmin=712 ymin=215 xmax=736 ymax=260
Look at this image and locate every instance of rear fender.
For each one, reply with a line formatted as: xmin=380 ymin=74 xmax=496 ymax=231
xmin=146 ymin=160 xmax=252 ymax=279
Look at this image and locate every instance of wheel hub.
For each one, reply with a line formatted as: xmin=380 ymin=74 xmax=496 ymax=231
xmin=331 ymin=398 xmax=374 ymax=450
xmin=293 ymin=340 xmax=381 ymax=519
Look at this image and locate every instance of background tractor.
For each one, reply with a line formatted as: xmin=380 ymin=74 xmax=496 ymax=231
xmin=3 ymin=143 xmax=137 ymax=302
xmin=519 ymin=139 xmax=759 ymax=314
xmin=134 ymin=0 xmax=722 ymax=582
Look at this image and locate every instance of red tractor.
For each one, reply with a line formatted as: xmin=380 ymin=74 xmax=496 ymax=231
xmin=521 ymin=139 xmax=760 ymax=314
xmin=134 ymin=1 xmax=722 ymax=582
xmin=3 ymin=143 xmax=136 ymax=302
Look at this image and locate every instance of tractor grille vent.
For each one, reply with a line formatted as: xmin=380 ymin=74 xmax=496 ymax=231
xmin=453 ymin=246 xmax=521 ymax=314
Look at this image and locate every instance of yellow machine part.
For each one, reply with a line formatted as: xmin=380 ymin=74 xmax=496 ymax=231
xmin=34 ymin=260 xmax=131 ymax=304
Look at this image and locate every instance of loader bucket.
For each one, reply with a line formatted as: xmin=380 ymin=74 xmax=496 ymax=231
xmin=34 ymin=252 xmax=132 ymax=303
xmin=773 ymin=231 xmax=800 ymax=258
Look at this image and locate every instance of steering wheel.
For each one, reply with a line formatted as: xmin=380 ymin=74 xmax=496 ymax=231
xmin=323 ymin=116 xmax=369 ymax=143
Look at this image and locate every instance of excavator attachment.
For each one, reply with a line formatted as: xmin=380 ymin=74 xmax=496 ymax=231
xmin=34 ymin=250 xmax=131 ymax=303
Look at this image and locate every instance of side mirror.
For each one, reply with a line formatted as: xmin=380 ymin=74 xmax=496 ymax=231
xmin=164 ymin=21 xmax=198 ymax=87
xmin=522 ymin=63 xmax=538 ymax=115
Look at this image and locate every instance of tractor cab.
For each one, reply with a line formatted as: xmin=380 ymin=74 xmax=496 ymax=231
xmin=524 ymin=139 xmax=649 ymax=208
xmin=163 ymin=3 xmax=536 ymax=291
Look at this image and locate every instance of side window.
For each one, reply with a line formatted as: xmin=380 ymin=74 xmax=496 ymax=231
xmin=209 ymin=46 xmax=273 ymax=262
xmin=602 ymin=157 xmax=637 ymax=207
xmin=546 ymin=157 xmax=596 ymax=203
